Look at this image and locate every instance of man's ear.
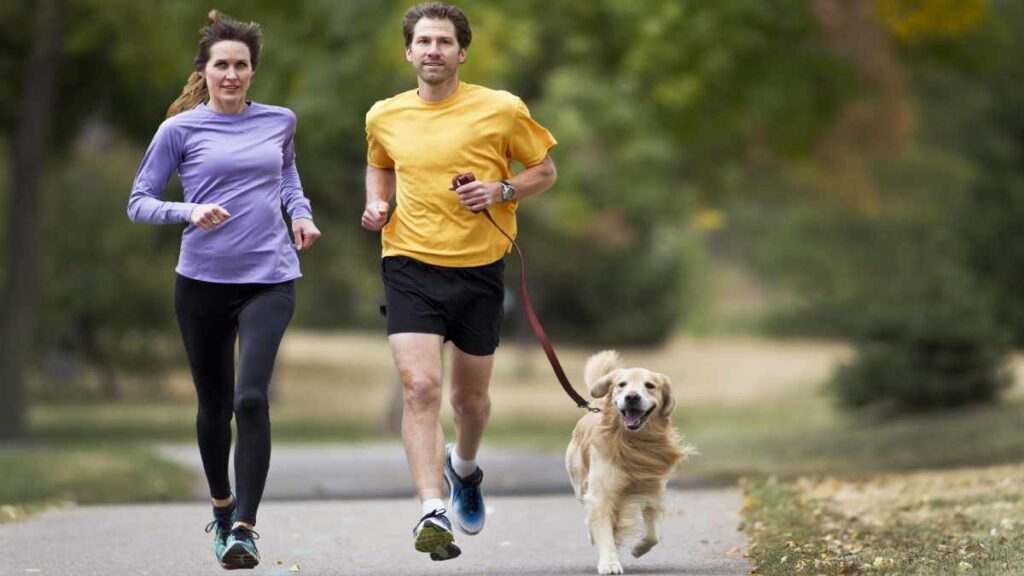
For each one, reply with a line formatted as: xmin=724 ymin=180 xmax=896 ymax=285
xmin=458 ymin=47 xmax=467 ymax=64
xmin=656 ymin=373 xmax=676 ymax=418
xmin=590 ymin=371 xmax=617 ymax=398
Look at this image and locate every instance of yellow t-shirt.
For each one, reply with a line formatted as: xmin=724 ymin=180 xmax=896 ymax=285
xmin=365 ymin=82 xmax=557 ymax=267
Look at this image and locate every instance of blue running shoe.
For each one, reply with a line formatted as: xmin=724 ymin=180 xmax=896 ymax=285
xmin=221 ymin=526 xmax=260 ymax=570
xmin=443 ymin=444 xmax=486 ymax=535
xmin=204 ymin=499 xmax=237 ymax=567
xmin=413 ymin=508 xmax=461 ymax=561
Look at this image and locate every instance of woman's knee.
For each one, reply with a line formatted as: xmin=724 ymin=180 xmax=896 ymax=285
xmin=233 ymin=390 xmax=269 ymax=418
xmin=197 ymin=392 xmax=233 ymax=424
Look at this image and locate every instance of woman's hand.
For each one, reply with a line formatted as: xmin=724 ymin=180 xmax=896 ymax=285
xmin=191 ymin=204 xmax=231 ymax=230
xmin=292 ymin=218 xmax=321 ymax=251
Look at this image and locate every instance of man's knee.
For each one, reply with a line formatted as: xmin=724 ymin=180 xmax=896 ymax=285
xmin=451 ymin=389 xmax=491 ymax=418
xmin=402 ymin=374 xmax=442 ymax=412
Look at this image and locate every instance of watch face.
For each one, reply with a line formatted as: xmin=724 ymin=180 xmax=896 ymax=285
xmin=502 ymin=182 xmax=516 ymax=201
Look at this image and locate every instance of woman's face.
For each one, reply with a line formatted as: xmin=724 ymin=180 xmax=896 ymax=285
xmin=200 ymin=40 xmax=254 ymax=109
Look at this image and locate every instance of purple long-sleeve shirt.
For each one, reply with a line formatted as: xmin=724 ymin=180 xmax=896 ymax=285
xmin=128 ymin=102 xmax=312 ymax=284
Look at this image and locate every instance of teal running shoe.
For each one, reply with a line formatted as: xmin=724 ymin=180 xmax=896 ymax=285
xmin=204 ymin=501 xmax=236 ymax=567
xmin=443 ymin=444 xmax=486 ymax=535
xmin=221 ymin=526 xmax=260 ymax=570
xmin=413 ymin=508 xmax=461 ymax=561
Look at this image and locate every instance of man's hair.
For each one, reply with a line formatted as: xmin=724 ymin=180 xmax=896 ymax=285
xmin=402 ymin=2 xmax=472 ymax=49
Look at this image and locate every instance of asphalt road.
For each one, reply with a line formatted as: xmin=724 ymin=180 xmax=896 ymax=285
xmin=0 ymin=490 xmax=749 ymax=576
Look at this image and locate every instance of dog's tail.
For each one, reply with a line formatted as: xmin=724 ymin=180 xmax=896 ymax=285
xmin=584 ymin=350 xmax=623 ymax=387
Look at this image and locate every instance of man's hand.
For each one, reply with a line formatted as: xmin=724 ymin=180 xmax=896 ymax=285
xmin=190 ymin=204 xmax=231 ymax=230
xmin=453 ymin=180 xmax=502 ymax=213
xmin=361 ymin=200 xmax=390 ymax=231
xmin=292 ymin=218 xmax=321 ymax=251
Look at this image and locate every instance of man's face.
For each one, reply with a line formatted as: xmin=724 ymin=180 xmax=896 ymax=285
xmin=406 ymin=18 xmax=465 ymax=86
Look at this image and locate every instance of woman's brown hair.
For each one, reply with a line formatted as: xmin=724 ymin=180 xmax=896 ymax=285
xmin=166 ymin=10 xmax=262 ymax=118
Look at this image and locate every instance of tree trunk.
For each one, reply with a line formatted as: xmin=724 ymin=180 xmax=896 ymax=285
xmin=0 ymin=0 xmax=63 ymax=440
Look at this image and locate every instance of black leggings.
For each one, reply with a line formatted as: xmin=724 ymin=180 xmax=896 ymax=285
xmin=174 ymin=274 xmax=295 ymax=525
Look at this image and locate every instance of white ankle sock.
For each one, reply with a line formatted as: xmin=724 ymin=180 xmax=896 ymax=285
xmin=422 ymin=498 xmax=445 ymax=516
xmin=451 ymin=448 xmax=478 ymax=478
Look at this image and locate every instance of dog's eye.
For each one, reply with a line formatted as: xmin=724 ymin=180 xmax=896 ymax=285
xmin=644 ymin=382 xmax=655 ymax=390
xmin=618 ymin=382 xmax=627 ymax=388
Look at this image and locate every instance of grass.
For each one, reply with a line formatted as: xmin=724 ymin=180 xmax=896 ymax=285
xmin=742 ymin=464 xmax=1024 ymax=575
xmin=0 ymin=443 xmax=194 ymax=522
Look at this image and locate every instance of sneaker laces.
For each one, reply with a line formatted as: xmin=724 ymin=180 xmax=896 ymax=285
xmin=205 ymin=516 xmax=232 ymax=535
xmin=414 ymin=508 xmax=450 ymax=535
xmin=459 ymin=486 xmax=481 ymax=515
xmin=229 ymin=526 xmax=260 ymax=544
xmin=455 ymin=469 xmax=484 ymax=515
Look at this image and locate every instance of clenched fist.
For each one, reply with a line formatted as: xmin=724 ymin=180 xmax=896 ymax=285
xmin=361 ymin=200 xmax=390 ymax=231
xmin=191 ymin=204 xmax=231 ymax=230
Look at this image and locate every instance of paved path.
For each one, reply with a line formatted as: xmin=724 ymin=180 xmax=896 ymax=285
xmin=1 ymin=443 xmax=751 ymax=575
xmin=0 ymin=491 xmax=748 ymax=575
xmin=155 ymin=442 xmax=580 ymax=500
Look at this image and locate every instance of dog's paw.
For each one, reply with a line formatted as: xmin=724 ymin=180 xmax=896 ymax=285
xmin=597 ymin=559 xmax=624 ymax=575
xmin=632 ymin=537 xmax=658 ymax=557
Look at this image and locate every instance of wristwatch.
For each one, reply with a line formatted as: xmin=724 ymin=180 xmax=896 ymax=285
xmin=499 ymin=180 xmax=517 ymax=202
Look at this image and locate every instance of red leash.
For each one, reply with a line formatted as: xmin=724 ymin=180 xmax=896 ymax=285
xmin=452 ymin=173 xmax=599 ymax=413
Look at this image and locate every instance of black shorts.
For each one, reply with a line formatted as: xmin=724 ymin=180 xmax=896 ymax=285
xmin=381 ymin=255 xmax=505 ymax=356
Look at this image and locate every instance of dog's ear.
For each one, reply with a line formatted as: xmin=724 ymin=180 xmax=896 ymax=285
xmin=590 ymin=370 xmax=617 ymax=398
xmin=655 ymin=372 xmax=676 ymax=418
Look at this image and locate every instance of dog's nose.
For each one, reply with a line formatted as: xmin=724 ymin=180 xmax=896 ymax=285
xmin=625 ymin=392 xmax=641 ymax=403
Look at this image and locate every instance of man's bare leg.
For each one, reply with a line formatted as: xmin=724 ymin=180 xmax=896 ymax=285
xmin=449 ymin=346 xmax=494 ymax=462
xmin=444 ymin=345 xmax=494 ymax=535
xmin=390 ymin=333 xmax=446 ymax=501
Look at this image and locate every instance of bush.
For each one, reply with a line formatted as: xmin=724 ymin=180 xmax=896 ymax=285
xmin=512 ymin=222 xmax=689 ymax=346
xmin=830 ymin=279 xmax=1012 ymax=413
xmin=962 ymin=171 xmax=1024 ymax=345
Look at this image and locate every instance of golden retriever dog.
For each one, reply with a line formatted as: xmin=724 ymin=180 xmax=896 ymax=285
xmin=566 ymin=350 xmax=693 ymax=575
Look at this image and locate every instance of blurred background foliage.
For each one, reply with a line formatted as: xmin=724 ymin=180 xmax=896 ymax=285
xmin=2 ymin=0 xmax=1023 ymax=434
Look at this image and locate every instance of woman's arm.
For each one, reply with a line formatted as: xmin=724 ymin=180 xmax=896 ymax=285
xmin=127 ymin=122 xmax=199 ymax=224
xmin=279 ymin=115 xmax=313 ymax=222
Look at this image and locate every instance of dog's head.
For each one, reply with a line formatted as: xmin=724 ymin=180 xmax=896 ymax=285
xmin=589 ymin=366 xmax=676 ymax=432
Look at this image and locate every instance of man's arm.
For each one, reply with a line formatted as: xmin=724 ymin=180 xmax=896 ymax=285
xmin=362 ymin=165 xmax=396 ymax=231
xmin=506 ymin=155 xmax=557 ymax=200
xmin=453 ymin=155 xmax=557 ymax=213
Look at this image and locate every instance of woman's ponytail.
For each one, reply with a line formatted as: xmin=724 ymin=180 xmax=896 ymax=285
xmin=165 ymin=71 xmax=208 ymax=118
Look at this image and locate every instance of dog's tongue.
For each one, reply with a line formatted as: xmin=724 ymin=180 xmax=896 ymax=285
xmin=623 ymin=409 xmax=644 ymax=429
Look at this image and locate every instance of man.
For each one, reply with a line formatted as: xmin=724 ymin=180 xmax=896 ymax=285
xmin=361 ymin=1 xmax=557 ymax=562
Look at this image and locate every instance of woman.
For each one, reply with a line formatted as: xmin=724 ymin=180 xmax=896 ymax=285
xmin=127 ymin=10 xmax=320 ymax=570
